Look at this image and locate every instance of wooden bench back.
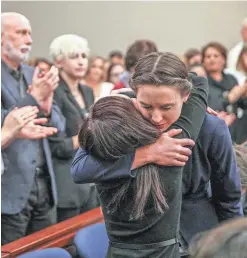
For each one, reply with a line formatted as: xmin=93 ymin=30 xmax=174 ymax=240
xmin=1 ymin=207 xmax=104 ymax=257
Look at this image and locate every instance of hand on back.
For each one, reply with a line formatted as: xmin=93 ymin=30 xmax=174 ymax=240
xmin=149 ymin=129 xmax=195 ymax=167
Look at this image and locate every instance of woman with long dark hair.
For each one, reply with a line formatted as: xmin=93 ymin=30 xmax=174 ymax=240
xmin=79 ymin=95 xmax=169 ymax=221
xmin=72 ymin=52 xmax=208 ymax=258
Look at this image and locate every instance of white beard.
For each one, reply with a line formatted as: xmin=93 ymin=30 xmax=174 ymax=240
xmin=3 ymin=40 xmax=31 ymax=63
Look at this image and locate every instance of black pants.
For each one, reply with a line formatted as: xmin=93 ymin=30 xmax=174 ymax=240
xmin=1 ymin=167 xmax=56 ymax=245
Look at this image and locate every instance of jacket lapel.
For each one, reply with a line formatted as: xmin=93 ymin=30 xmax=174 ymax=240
xmin=59 ymin=78 xmax=85 ymax=116
xmin=21 ymin=64 xmax=33 ymax=86
xmin=79 ymin=84 xmax=90 ymax=108
xmin=1 ymin=62 xmax=21 ymax=102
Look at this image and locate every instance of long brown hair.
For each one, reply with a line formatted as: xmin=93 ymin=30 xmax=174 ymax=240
xmin=79 ymin=96 xmax=168 ymax=219
xmin=85 ymin=56 xmax=105 ymax=82
xmin=236 ymin=44 xmax=247 ymax=74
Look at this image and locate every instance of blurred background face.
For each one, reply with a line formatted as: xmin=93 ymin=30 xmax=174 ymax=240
xmin=109 ymin=64 xmax=125 ymax=84
xmin=37 ymin=61 xmax=51 ymax=74
xmin=111 ymin=56 xmax=125 ymax=66
xmin=188 ymin=54 xmax=202 ymax=66
xmin=59 ymin=49 xmax=88 ymax=79
xmin=1 ymin=16 xmax=32 ymax=63
xmin=203 ymin=47 xmax=225 ymax=73
xmin=88 ymin=57 xmax=104 ymax=82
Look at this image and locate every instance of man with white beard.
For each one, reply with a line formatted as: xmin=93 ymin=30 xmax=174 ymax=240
xmin=1 ymin=12 xmax=65 ymax=244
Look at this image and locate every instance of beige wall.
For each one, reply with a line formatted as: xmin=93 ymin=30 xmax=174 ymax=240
xmin=2 ymin=1 xmax=247 ymax=59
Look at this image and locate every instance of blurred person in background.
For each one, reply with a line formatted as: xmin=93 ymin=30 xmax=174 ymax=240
xmin=184 ymin=48 xmax=202 ymax=67
xmin=233 ymin=144 xmax=247 ymax=216
xmin=108 ymin=50 xmax=125 ymax=66
xmin=103 ymin=60 xmax=111 ymax=81
xmin=106 ymin=63 xmax=125 ymax=85
xmin=188 ymin=62 xmax=239 ymax=129
xmin=113 ymin=39 xmax=158 ymax=90
xmin=226 ymin=44 xmax=247 ymax=85
xmin=225 ymin=44 xmax=247 ymax=143
xmin=49 ymin=34 xmax=99 ymax=222
xmin=228 ymin=17 xmax=247 ymax=70
xmin=228 ymin=82 xmax=247 ymax=144
xmin=235 ymin=45 xmax=247 ymax=78
xmin=33 ymin=57 xmax=53 ymax=75
xmin=84 ymin=56 xmax=114 ymax=99
xmin=202 ymin=42 xmax=247 ymax=143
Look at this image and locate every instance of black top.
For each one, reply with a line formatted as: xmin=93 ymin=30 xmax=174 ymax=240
xmin=50 ymin=77 xmax=94 ymax=158
xmin=207 ymin=72 xmax=238 ymax=112
xmin=207 ymin=72 xmax=247 ymax=143
xmin=230 ymin=97 xmax=247 ymax=144
xmin=94 ymin=75 xmax=209 ymax=258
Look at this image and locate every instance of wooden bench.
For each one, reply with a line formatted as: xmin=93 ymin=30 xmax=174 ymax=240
xmin=1 ymin=207 xmax=104 ymax=258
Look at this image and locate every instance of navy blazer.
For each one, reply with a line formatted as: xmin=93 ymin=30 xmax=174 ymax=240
xmin=1 ymin=61 xmax=65 ymax=214
xmin=180 ymin=114 xmax=243 ymax=244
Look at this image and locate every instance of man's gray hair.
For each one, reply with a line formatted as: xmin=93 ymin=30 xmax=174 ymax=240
xmin=1 ymin=12 xmax=29 ymax=31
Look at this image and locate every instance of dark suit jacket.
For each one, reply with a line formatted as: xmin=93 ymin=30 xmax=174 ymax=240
xmin=180 ymin=114 xmax=243 ymax=245
xmin=1 ymin=61 xmax=65 ymax=214
xmin=49 ymin=78 xmax=96 ymax=208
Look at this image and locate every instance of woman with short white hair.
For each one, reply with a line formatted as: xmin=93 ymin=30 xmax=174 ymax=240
xmin=49 ymin=34 xmax=99 ymax=222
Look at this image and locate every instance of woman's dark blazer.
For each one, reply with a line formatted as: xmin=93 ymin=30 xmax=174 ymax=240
xmin=49 ymin=78 xmax=96 ymax=209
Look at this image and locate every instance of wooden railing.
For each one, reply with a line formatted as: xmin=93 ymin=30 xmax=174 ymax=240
xmin=1 ymin=207 xmax=104 ymax=258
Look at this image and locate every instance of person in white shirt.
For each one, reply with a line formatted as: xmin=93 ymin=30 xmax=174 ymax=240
xmin=225 ymin=44 xmax=247 ymax=85
xmin=227 ymin=17 xmax=247 ymax=70
xmin=83 ymin=56 xmax=114 ymax=100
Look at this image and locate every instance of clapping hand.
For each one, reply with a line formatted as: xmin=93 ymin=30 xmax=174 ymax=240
xmin=2 ymin=106 xmax=39 ymax=136
xmin=28 ymin=66 xmax=59 ymax=114
xmin=17 ymin=118 xmax=58 ymax=140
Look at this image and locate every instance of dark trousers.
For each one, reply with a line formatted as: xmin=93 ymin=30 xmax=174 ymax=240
xmin=57 ymin=185 xmax=100 ymax=222
xmin=1 ymin=167 xmax=56 ymax=245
